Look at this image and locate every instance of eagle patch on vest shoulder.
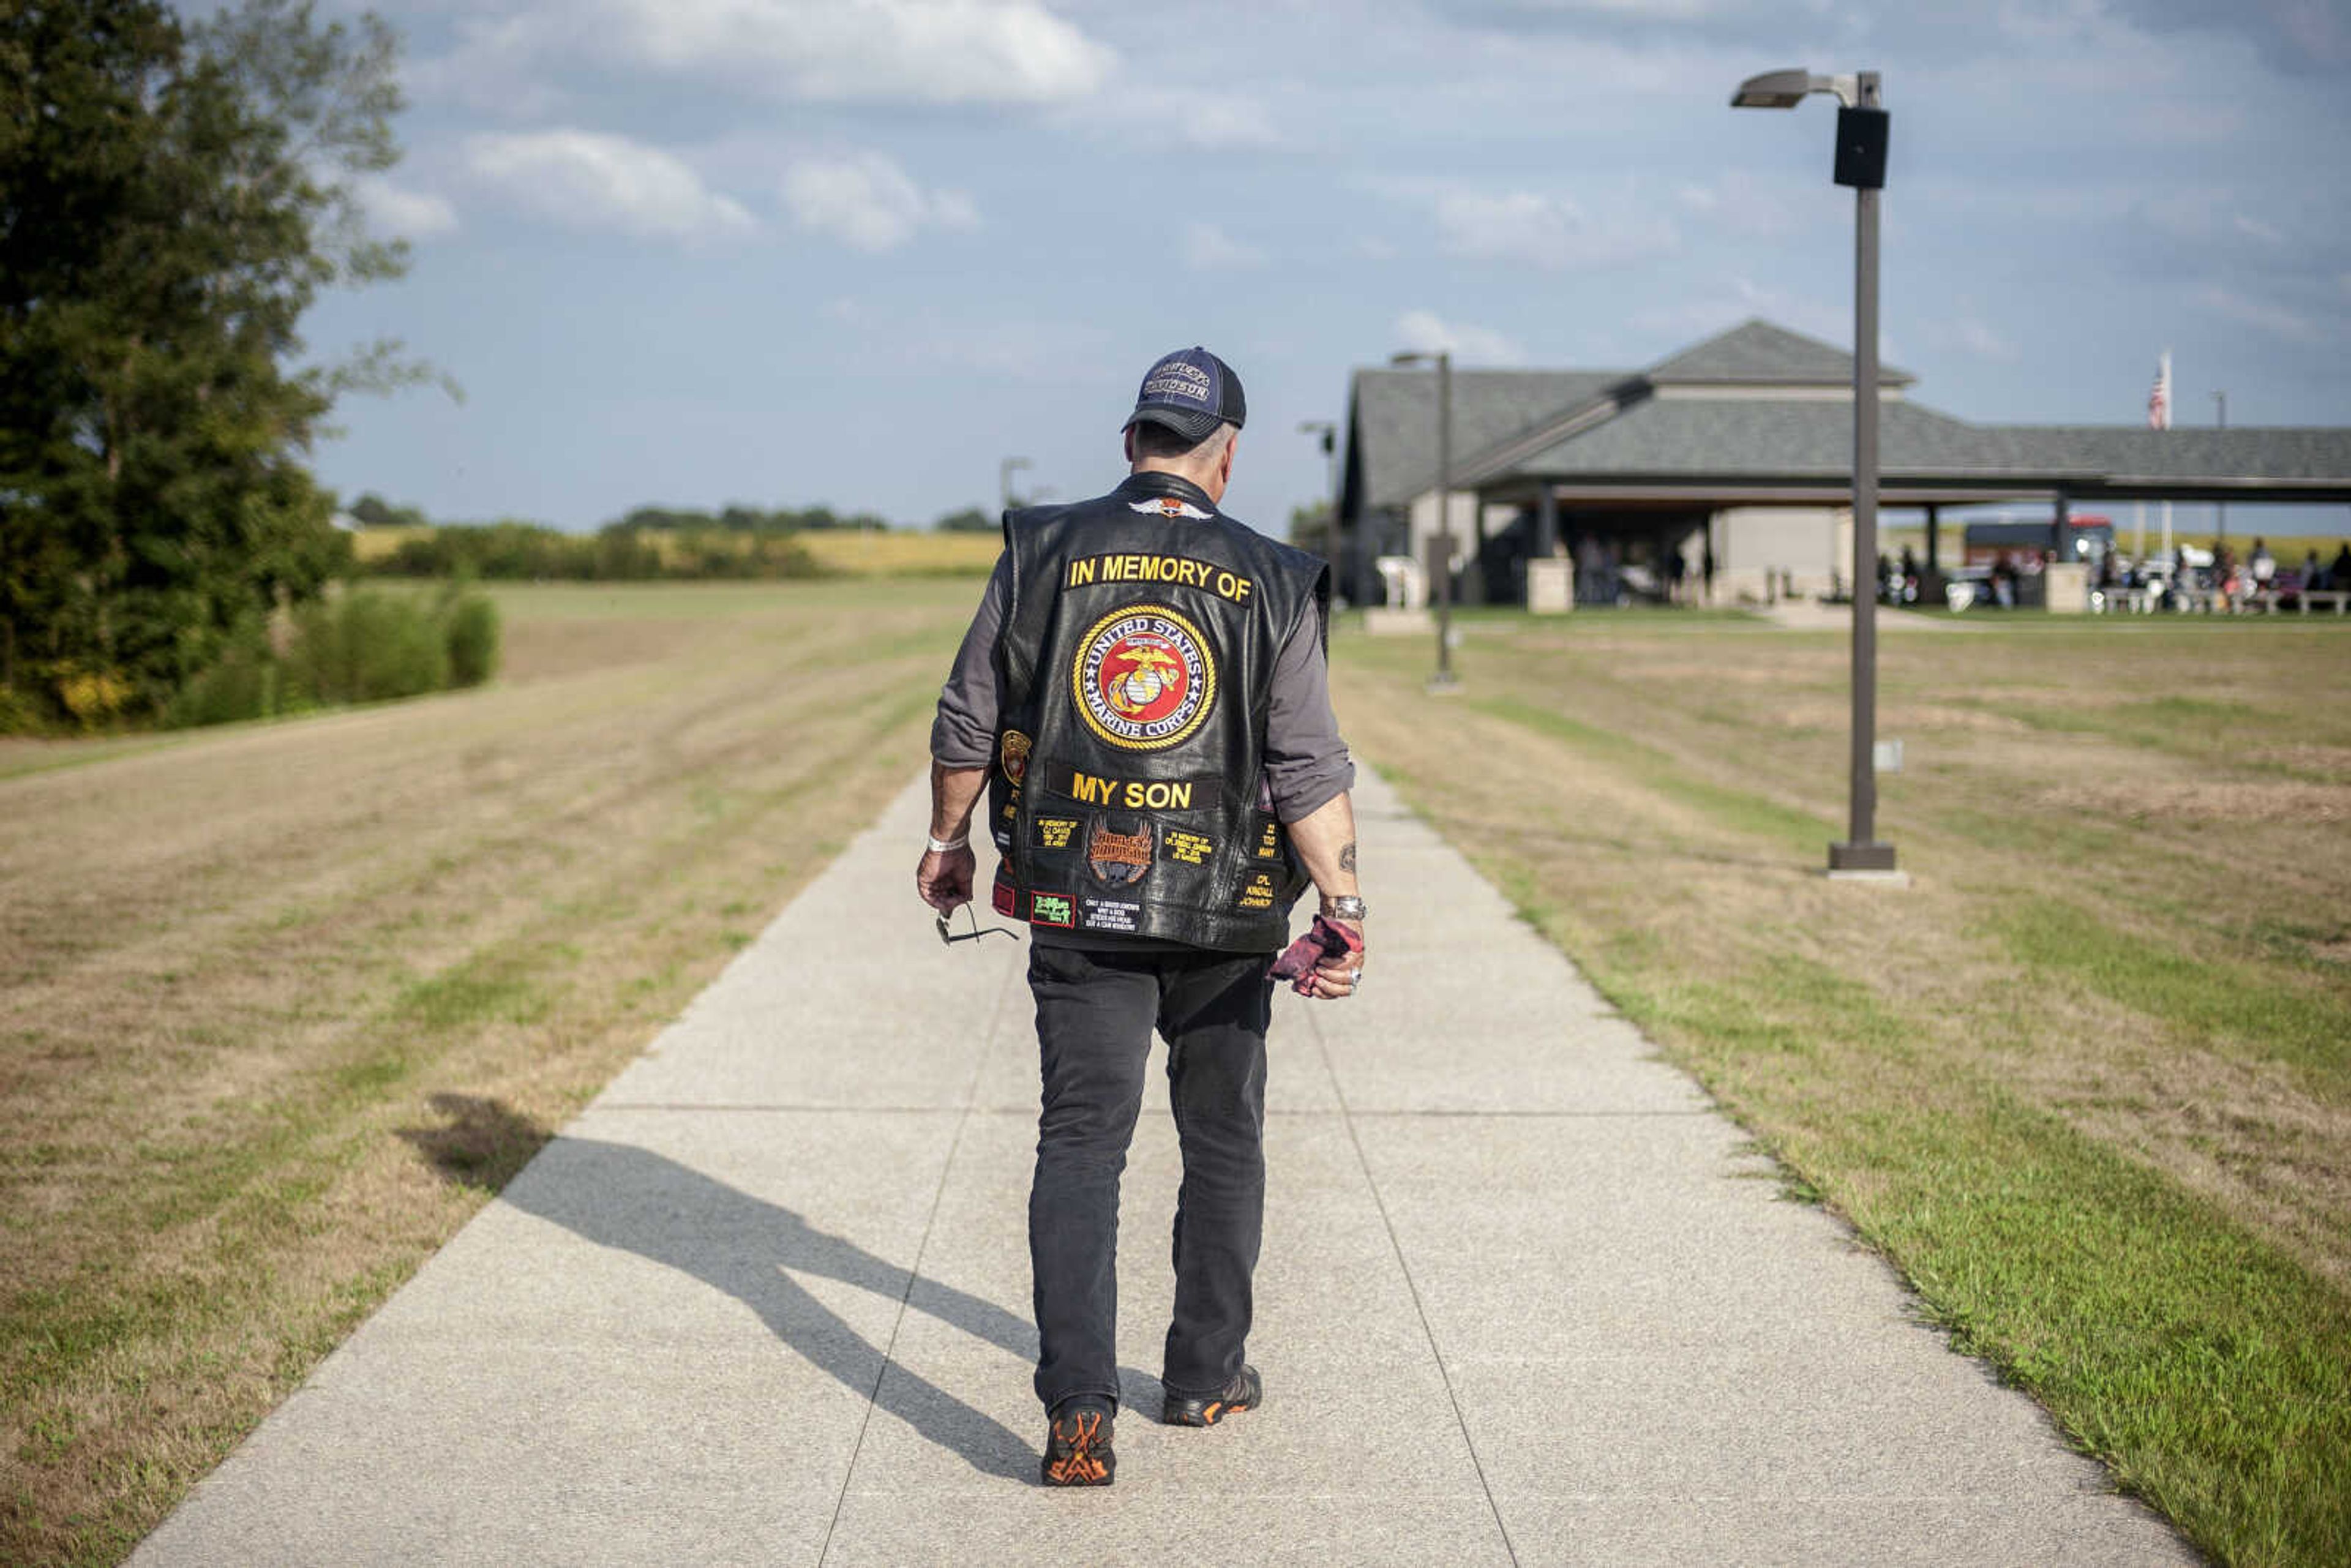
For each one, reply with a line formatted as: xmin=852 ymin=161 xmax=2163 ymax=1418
xmin=1129 ymin=496 xmax=1212 ymax=520
xmin=1071 ymin=605 xmax=1217 ymax=752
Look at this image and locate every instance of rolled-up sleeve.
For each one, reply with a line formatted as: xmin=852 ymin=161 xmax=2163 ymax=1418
xmin=1264 ymin=606 xmax=1354 ymax=822
xmin=929 ymin=557 xmax=1008 ymax=770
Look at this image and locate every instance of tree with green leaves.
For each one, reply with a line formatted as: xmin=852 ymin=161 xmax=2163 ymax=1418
xmin=0 ymin=0 xmax=433 ymax=727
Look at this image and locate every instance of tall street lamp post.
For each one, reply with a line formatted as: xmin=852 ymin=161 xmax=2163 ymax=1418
xmin=1298 ymin=419 xmax=1340 ymax=577
xmin=1732 ymin=66 xmax=1897 ymax=876
xmin=999 ymin=456 xmax=1032 ymax=512
xmin=2213 ymin=391 xmax=2229 ymax=543
xmin=1389 ymin=350 xmax=1460 ymax=692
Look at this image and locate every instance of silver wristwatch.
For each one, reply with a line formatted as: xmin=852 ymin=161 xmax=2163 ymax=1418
xmin=1321 ymin=895 xmax=1367 ymax=921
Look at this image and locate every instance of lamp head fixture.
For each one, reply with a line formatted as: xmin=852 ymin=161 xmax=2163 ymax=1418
xmin=1731 ymin=67 xmax=1859 ymax=109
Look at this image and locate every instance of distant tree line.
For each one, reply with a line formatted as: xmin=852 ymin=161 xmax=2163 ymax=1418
xmin=609 ymin=502 xmax=890 ymax=534
xmin=344 ymin=494 xmax=1003 ymax=583
xmin=359 ymin=518 xmax=830 ymax=583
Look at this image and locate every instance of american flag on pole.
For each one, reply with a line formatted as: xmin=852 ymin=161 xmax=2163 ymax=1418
xmin=2148 ymin=351 xmax=2172 ymax=430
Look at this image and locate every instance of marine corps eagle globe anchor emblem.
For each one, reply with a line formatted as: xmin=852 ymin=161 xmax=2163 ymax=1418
xmin=1071 ymin=605 xmax=1217 ymax=752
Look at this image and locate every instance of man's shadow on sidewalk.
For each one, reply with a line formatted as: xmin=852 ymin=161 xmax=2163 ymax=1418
xmin=399 ymin=1095 xmax=1039 ymax=1482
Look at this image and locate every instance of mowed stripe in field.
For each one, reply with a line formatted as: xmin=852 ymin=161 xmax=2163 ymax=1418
xmin=0 ymin=580 xmax=981 ymax=1568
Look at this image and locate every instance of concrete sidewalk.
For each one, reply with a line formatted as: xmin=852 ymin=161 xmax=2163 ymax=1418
xmin=133 ymin=770 xmax=2192 ymax=1567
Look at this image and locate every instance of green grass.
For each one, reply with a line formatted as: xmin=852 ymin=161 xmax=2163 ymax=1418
xmin=1992 ymin=898 xmax=2351 ymax=1089
xmin=1472 ymin=694 xmax=1836 ymax=852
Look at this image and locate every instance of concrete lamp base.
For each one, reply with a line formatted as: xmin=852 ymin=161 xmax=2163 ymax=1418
xmin=1828 ymin=841 xmax=1897 ymax=871
xmin=1828 ymin=842 xmax=1903 ymax=883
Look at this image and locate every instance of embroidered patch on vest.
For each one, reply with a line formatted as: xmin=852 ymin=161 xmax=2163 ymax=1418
xmin=1030 ymin=893 xmax=1075 ymax=928
xmin=1086 ymin=817 xmax=1153 ymax=887
xmin=1128 ymin=496 xmax=1212 ymax=520
xmin=1162 ymin=829 xmax=1214 ymax=866
xmin=1071 ymin=605 xmax=1217 ymax=752
xmin=999 ymin=730 xmax=1031 ymax=784
xmin=1080 ymin=896 xmax=1142 ymax=933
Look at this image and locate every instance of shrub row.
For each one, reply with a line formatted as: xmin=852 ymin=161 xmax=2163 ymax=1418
xmin=168 ymin=584 xmax=501 ymax=729
xmin=361 ymin=521 xmax=829 ymax=581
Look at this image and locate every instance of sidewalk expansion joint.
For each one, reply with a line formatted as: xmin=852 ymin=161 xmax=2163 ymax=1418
xmin=816 ymin=958 xmax=1018 ymax=1566
xmin=1304 ymin=1003 xmax=1522 ymax=1568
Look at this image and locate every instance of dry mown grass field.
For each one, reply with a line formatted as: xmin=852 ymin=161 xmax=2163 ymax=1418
xmin=1336 ymin=609 xmax=2351 ymax=1567
xmin=0 ymin=581 xmax=977 ymax=1566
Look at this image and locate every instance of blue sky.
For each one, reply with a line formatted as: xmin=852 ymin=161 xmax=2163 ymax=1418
xmin=304 ymin=0 xmax=2351 ymax=536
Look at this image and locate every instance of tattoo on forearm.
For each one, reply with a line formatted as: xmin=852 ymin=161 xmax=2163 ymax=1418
xmin=1339 ymin=842 xmax=1357 ymax=874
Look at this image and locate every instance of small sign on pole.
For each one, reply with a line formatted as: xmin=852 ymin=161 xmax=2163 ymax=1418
xmin=1873 ymin=738 xmax=1904 ymax=774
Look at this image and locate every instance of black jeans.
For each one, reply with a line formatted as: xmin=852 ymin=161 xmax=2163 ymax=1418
xmin=1026 ymin=942 xmax=1272 ymax=1416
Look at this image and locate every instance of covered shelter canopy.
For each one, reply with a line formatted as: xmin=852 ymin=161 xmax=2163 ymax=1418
xmin=1341 ymin=320 xmax=2351 ymax=538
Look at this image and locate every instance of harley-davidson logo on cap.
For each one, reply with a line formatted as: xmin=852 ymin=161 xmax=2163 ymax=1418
xmin=1071 ymin=605 xmax=1215 ymax=751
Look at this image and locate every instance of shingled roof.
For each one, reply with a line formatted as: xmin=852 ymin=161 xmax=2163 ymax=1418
xmin=1345 ymin=367 xmax=1629 ymax=511
xmin=1646 ymin=318 xmax=1914 ymax=389
xmin=1341 ymin=318 xmax=2351 ymax=514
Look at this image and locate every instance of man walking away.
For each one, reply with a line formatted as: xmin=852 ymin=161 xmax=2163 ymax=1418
xmin=917 ymin=347 xmax=1366 ymax=1487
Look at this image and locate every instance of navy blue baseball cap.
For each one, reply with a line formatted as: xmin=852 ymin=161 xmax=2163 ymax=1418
xmin=1123 ymin=347 xmax=1247 ymax=444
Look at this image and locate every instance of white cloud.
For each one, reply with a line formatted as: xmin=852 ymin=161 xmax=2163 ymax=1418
xmin=1182 ymin=222 xmax=1264 ymax=271
xmin=467 ymin=130 xmax=756 ymax=239
xmin=1948 ymin=319 xmax=2021 ymax=362
xmin=1353 ymin=236 xmax=1399 ymax=260
xmin=355 ymin=178 xmax=459 ymax=239
xmin=2194 ymin=284 xmax=2314 ymax=340
xmin=426 ymin=0 xmax=1113 ymax=108
xmin=781 ymin=152 xmax=978 ymax=252
xmin=1430 ymin=188 xmax=1678 ymax=269
xmin=1674 ymin=173 xmax=1802 ymax=241
xmin=1100 ymin=87 xmax=1278 ymax=149
xmin=1631 ymin=277 xmax=1850 ymax=352
xmin=2232 ymin=212 xmax=2284 ymax=246
xmin=1394 ymin=309 xmax=1526 ymax=366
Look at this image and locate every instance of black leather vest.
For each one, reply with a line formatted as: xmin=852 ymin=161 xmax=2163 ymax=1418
xmin=987 ymin=473 xmax=1328 ymax=951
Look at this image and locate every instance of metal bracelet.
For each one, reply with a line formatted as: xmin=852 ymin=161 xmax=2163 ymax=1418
xmin=925 ymin=835 xmax=969 ymax=854
xmin=1321 ymin=895 xmax=1368 ymax=921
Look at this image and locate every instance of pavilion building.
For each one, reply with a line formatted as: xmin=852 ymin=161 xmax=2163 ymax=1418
xmin=1335 ymin=319 xmax=2351 ymax=607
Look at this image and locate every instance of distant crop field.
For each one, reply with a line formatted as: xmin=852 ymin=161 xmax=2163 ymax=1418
xmin=0 ymin=579 xmax=984 ymax=1567
xmin=794 ymin=528 xmax=1000 ymax=576
xmin=343 ymin=522 xmax=429 ymax=563
xmin=1337 ymin=609 xmax=2351 ymax=1567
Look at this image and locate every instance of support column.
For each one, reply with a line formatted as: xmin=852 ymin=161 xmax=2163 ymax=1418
xmin=1534 ymin=487 xmax=1558 ymax=558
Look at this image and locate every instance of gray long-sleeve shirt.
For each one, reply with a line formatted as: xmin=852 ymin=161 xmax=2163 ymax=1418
xmin=930 ymin=551 xmax=1355 ymax=822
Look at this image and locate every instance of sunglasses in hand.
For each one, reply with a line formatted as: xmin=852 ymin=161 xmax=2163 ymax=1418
xmin=936 ymin=904 xmax=1016 ymax=947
